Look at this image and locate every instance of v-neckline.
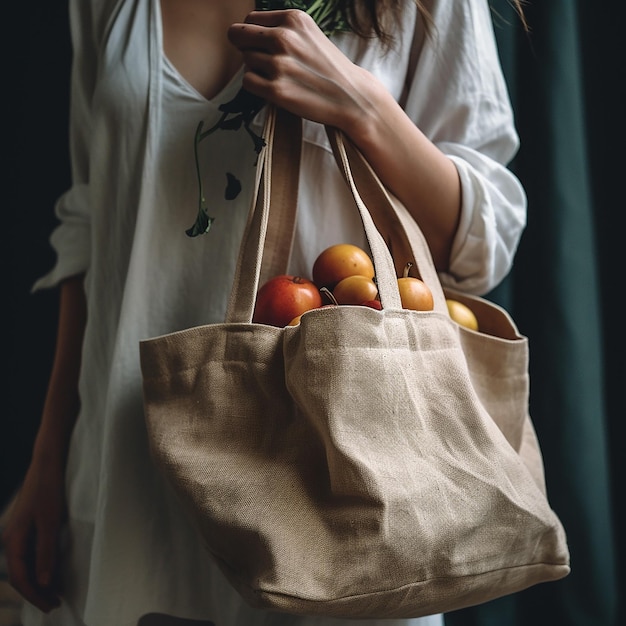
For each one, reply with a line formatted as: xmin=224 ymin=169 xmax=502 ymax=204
xmin=161 ymin=52 xmax=245 ymax=106
xmin=155 ymin=0 xmax=246 ymax=107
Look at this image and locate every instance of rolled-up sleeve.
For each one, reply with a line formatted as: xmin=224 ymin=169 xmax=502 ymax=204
xmin=33 ymin=0 xmax=99 ymax=291
xmin=403 ymin=0 xmax=527 ymax=295
xmin=33 ymin=184 xmax=92 ymax=290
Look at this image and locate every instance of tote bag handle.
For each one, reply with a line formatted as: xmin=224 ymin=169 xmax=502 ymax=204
xmin=226 ymin=105 xmax=448 ymax=323
xmin=324 ymin=126 xmax=447 ymax=313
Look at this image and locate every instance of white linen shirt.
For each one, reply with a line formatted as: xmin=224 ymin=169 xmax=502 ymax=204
xmin=27 ymin=1 xmax=525 ymax=625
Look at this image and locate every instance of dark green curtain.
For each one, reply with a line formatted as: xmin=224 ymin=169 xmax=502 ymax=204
xmin=446 ymin=1 xmax=623 ymax=625
xmin=4 ymin=2 xmax=623 ymax=626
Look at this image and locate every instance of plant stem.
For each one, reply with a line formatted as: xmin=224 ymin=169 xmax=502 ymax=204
xmin=194 ymin=121 xmax=206 ymax=214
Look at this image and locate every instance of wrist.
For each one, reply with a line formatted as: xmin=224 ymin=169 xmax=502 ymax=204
xmin=31 ymin=405 xmax=78 ymax=472
xmin=335 ymin=66 xmax=395 ymax=152
xmin=31 ymin=433 xmax=71 ymax=471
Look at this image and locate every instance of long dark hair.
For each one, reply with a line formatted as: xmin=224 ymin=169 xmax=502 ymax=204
xmin=344 ymin=1 xmax=527 ymax=44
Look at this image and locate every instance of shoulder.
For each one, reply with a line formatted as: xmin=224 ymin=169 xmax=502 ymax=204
xmin=69 ymin=0 xmax=127 ymax=49
xmin=419 ymin=0 xmax=505 ymax=86
xmin=426 ymin=0 xmax=498 ymax=47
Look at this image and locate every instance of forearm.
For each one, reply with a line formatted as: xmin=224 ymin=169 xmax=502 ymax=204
xmin=337 ymin=67 xmax=462 ymax=272
xmin=229 ymin=11 xmax=462 ymax=271
xmin=31 ymin=274 xmax=87 ymax=470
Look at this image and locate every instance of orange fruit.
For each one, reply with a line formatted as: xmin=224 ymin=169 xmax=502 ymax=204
xmin=312 ymin=244 xmax=375 ymax=289
xmin=333 ymin=275 xmax=379 ymax=305
xmin=397 ymin=277 xmax=434 ymax=311
xmin=446 ymin=299 xmax=479 ymax=331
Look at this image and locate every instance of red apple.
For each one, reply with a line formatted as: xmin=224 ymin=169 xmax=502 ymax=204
xmin=253 ymin=275 xmax=323 ymax=327
xmin=360 ymin=299 xmax=382 ymax=310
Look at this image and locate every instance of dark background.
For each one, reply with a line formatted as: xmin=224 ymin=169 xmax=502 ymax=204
xmin=3 ymin=2 xmax=623 ymax=625
xmin=4 ymin=5 xmax=71 ymax=503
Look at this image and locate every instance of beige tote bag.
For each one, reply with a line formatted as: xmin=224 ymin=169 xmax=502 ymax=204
xmin=140 ymin=106 xmax=569 ymax=619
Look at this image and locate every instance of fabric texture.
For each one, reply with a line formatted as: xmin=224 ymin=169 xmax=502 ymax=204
xmin=27 ymin=0 xmax=529 ymax=624
xmin=139 ymin=107 xmax=569 ymax=620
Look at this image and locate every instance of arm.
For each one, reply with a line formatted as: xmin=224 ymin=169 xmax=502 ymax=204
xmin=229 ymin=5 xmax=526 ymax=292
xmin=228 ymin=9 xmax=461 ymax=271
xmin=2 ymin=274 xmax=86 ymax=612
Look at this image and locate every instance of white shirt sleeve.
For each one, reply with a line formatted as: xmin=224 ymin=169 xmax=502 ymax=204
xmin=403 ymin=0 xmax=527 ymax=295
xmin=32 ymin=0 xmax=102 ymax=291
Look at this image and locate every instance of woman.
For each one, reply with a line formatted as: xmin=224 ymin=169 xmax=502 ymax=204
xmin=2 ymin=1 xmax=527 ymax=625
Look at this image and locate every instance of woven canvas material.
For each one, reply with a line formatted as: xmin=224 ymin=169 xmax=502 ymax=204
xmin=140 ymin=108 xmax=569 ymax=619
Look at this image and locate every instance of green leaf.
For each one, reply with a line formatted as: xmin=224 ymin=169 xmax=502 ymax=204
xmin=255 ymin=0 xmax=349 ymax=37
xmin=186 ymin=210 xmax=215 ymax=238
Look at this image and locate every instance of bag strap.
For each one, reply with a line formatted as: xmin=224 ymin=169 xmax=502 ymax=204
xmin=258 ymin=109 xmax=302 ymax=285
xmin=225 ymin=106 xmax=301 ymax=323
xmin=324 ymin=127 xmax=447 ymax=314
xmin=226 ymin=105 xmax=447 ymax=323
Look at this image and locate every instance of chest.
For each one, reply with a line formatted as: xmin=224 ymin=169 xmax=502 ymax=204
xmin=159 ymin=0 xmax=255 ymax=101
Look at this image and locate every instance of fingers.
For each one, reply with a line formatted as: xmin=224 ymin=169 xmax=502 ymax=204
xmin=243 ymin=9 xmax=312 ymax=28
xmin=229 ymin=9 xmax=313 ymax=53
xmin=36 ymin=517 xmax=61 ymax=591
xmin=3 ymin=521 xmax=61 ymax=613
xmin=227 ymin=19 xmax=291 ymax=89
xmin=228 ymin=22 xmax=282 ymax=55
xmin=228 ymin=7 xmax=354 ymax=127
xmin=228 ymin=23 xmax=272 ymax=56
xmin=228 ymin=9 xmax=316 ymax=89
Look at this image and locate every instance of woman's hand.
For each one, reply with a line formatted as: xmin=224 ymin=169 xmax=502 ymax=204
xmin=228 ymin=10 xmax=371 ymax=134
xmin=228 ymin=9 xmax=462 ymax=271
xmin=2 ymin=275 xmax=86 ymax=613
xmin=2 ymin=460 xmax=66 ymax=612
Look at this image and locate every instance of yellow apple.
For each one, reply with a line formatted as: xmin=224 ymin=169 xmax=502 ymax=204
xmin=446 ymin=299 xmax=479 ymax=331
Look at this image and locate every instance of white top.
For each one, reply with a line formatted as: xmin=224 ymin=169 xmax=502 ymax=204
xmin=27 ymin=1 xmax=525 ymax=625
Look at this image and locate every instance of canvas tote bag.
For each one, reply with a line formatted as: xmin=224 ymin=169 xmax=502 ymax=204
xmin=139 ymin=106 xmax=570 ymax=619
